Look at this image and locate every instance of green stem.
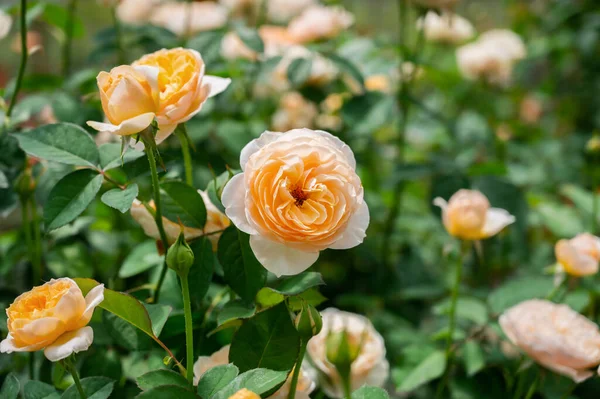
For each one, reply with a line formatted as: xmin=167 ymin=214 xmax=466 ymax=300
xmin=342 ymin=374 xmax=352 ymax=399
xmin=66 ymin=361 xmax=87 ymax=399
xmin=63 ymin=0 xmax=77 ymax=78
xmin=6 ymin=0 xmax=28 ymax=121
xmin=180 ymin=274 xmax=194 ymax=385
xmin=175 ymin=125 xmax=194 ymax=187
xmin=111 ymin=6 xmax=125 ymax=65
xmin=21 ymin=198 xmax=36 ymax=283
xmin=287 ymin=341 xmax=307 ymax=399
xmin=29 ymin=198 xmax=43 ymax=282
xmin=523 ymin=373 xmax=539 ymax=399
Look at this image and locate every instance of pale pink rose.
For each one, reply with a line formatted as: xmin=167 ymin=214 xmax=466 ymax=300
xmin=117 ymin=0 xmax=160 ymax=24
xmin=150 ymin=2 xmax=229 ymax=37
xmin=267 ymin=0 xmax=316 ymax=22
xmin=221 ymin=129 xmax=369 ymax=276
xmin=305 ymin=308 xmax=389 ymax=398
xmin=288 ymin=5 xmax=354 ymax=43
xmin=555 ymin=233 xmax=600 ymax=277
xmin=416 ymin=11 xmax=475 ymax=44
xmin=0 ymin=10 xmax=12 ymax=40
xmin=500 ymin=299 xmax=600 ymax=382
xmin=130 ymin=190 xmax=230 ymax=249
xmin=271 ymin=92 xmax=318 ymax=132
xmin=433 ymin=189 xmax=515 ymax=240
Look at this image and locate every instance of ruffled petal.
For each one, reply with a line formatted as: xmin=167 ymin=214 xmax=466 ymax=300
xmin=249 ymin=235 xmax=319 ymax=277
xmin=329 ymin=201 xmax=369 ymax=250
xmin=43 ymin=327 xmax=94 ymax=362
xmin=481 ymin=207 xmax=515 ymax=238
xmin=239 ymin=131 xmax=282 ymax=171
xmin=203 ymin=75 xmax=232 ymax=98
xmin=222 ymin=173 xmax=256 ymax=235
xmin=0 ymin=334 xmax=44 ymax=353
xmin=87 ymin=112 xmax=156 ymax=136
xmin=75 ymin=284 xmax=105 ymax=329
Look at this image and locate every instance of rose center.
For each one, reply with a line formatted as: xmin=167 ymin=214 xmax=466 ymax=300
xmin=290 ymin=185 xmax=309 ymax=207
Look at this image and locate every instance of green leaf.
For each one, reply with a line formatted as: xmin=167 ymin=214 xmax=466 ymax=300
xmin=136 ymin=370 xmax=188 ymax=391
xmin=212 ymin=369 xmax=288 ymax=399
xmin=230 ymin=302 xmax=301 ymax=372
xmin=42 ymin=3 xmax=85 ymax=38
xmin=136 ymin=386 xmax=198 ymax=399
xmin=13 ymin=123 xmax=99 ymax=167
xmin=287 ymin=58 xmax=313 ymax=87
xmin=101 ymin=184 xmax=139 ymax=213
xmin=103 ymin=311 xmax=153 ymax=351
xmin=254 ymin=273 xmax=325 ymax=310
xmin=144 ymin=303 xmax=172 ymax=337
xmin=287 ymin=289 xmax=327 ymax=311
xmin=188 ymin=236 xmax=214 ymax=304
xmin=327 ymin=53 xmax=365 ymax=88
xmin=462 ymin=341 xmax=485 ymax=377
xmin=99 ymin=143 xmax=145 ymax=171
xmin=24 ymin=380 xmax=60 ymax=399
xmin=0 ymin=373 xmax=19 ymax=399
xmin=44 ymin=169 xmax=103 ymax=230
xmin=351 ymin=386 xmax=390 ymax=399
xmin=160 ymin=181 xmax=207 ymax=228
xmin=488 ymin=276 xmax=554 ymax=314
xmin=217 ymin=300 xmax=256 ymax=326
xmin=218 ymin=227 xmax=267 ymax=303
xmin=81 ymin=350 xmax=122 ymax=382
xmin=341 ymin=92 xmax=395 ymax=136
xmin=197 ymin=364 xmax=239 ymax=399
xmin=235 ymin=26 xmax=264 ymax=53
xmin=433 ymin=297 xmax=489 ymax=325
xmin=119 ymin=241 xmax=163 ymax=279
xmin=61 ymin=377 xmax=114 ymax=399
xmin=397 ymin=351 xmax=446 ymax=393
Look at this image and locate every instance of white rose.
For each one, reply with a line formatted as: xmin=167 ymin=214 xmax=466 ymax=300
xmin=416 ymin=11 xmax=475 ymax=44
xmin=288 ymin=5 xmax=354 ymax=43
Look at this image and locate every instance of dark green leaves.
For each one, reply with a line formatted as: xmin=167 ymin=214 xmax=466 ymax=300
xmin=188 ymin=236 xmax=215 ymax=304
xmin=197 ymin=364 xmax=239 ymax=399
xmin=327 ymin=53 xmax=365 ymax=88
xmin=229 ymin=302 xmax=301 ymax=372
xmin=397 ymin=351 xmax=446 ymax=393
xmin=44 ymin=169 xmax=103 ymax=230
xmin=118 ymin=241 xmax=163 ymax=279
xmin=0 ymin=373 xmax=19 ymax=399
xmin=99 ymin=143 xmax=145 ymax=171
xmin=13 ymin=123 xmax=99 ymax=167
xmin=211 ymin=369 xmax=288 ymax=399
xmin=136 ymin=386 xmax=198 ymax=399
xmin=351 ymin=386 xmax=390 ymax=399
xmin=160 ymin=181 xmax=207 ymax=228
xmin=287 ymin=58 xmax=313 ymax=87
xmin=218 ymin=227 xmax=267 ymax=303
xmin=101 ymin=184 xmax=139 ymax=213
xmin=23 ymin=381 xmax=60 ymax=399
xmin=255 ymin=272 xmax=325 ymax=309
xmin=137 ymin=370 xmax=188 ymax=391
xmin=61 ymin=377 xmax=114 ymax=399
xmin=235 ymin=26 xmax=264 ymax=53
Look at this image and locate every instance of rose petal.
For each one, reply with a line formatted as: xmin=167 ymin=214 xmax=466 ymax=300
xmin=432 ymin=196 xmax=448 ymax=211
xmin=249 ymin=235 xmax=319 ymax=276
xmin=239 ymin=131 xmax=282 ymax=171
xmin=481 ymin=207 xmax=515 ymax=237
xmin=0 ymin=334 xmax=45 ymax=353
xmin=203 ymin=75 xmax=232 ymax=98
xmin=43 ymin=326 xmax=94 ymax=362
xmin=222 ymin=173 xmax=257 ymax=235
xmin=75 ymin=284 xmax=105 ymax=329
xmin=87 ymin=112 xmax=156 ymax=136
xmin=329 ymin=201 xmax=369 ymax=250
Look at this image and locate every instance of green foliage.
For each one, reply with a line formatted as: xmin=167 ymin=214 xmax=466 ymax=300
xmin=0 ymin=373 xmax=19 ymax=399
xmin=101 ymin=184 xmax=139 ymax=213
xmin=351 ymin=386 xmax=390 ymax=399
xmin=210 ymin=369 xmax=289 ymax=399
xmin=160 ymin=181 xmax=207 ymax=228
xmin=197 ymin=364 xmax=239 ymax=399
xmin=61 ymin=377 xmax=114 ymax=399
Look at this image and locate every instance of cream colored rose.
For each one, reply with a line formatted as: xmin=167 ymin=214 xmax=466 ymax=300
xmin=305 ymin=308 xmax=389 ymax=398
xmin=417 ymin=11 xmax=475 ymax=44
xmin=193 ymin=344 xmax=316 ymax=399
xmin=132 ymin=48 xmax=231 ymax=144
xmin=288 ymin=5 xmax=354 ymax=43
xmin=87 ymin=65 xmax=160 ymax=136
xmin=150 ymin=2 xmax=228 ymax=37
xmin=272 ymin=92 xmax=318 ymax=132
xmin=221 ymin=129 xmax=368 ymax=276
xmin=555 ymin=233 xmax=600 ymax=277
xmin=221 ymin=26 xmax=294 ymax=62
xmin=500 ymin=299 xmax=600 ymax=382
xmin=0 ymin=278 xmax=104 ymax=362
xmin=117 ymin=0 xmax=160 ymax=24
xmin=0 ymin=10 xmax=12 ymax=40
xmin=267 ymin=0 xmax=316 ymax=22
xmin=433 ymin=189 xmax=515 ymax=240
xmin=131 ymin=190 xmax=230 ymax=249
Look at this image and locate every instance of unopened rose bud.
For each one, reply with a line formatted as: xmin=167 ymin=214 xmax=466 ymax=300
xmin=14 ymin=170 xmax=36 ymax=200
xmin=295 ymin=304 xmax=322 ymax=340
xmin=228 ymin=388 xmax=260 ymax=399
xmin=166 ymin=231 xmax=194 ymax=277
xmin=325 ymin=328 xmax=362 ymax=383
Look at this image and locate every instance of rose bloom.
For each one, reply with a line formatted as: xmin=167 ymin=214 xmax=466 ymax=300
xmin=0 ymin=10 xmax=12 ymax=40
xmin=150 ymin=1 xmax=229 ymax=37
xmin=267 ymin=0 xmax=316 ymax=22
xmin=288 ymin=5 xmax=354 ymax=43
xmin=117 ymin=0 xmax=161 ymax=24
xmin=500 ymin=299 xmax=600 ymax=382
xmin=221 ymin=128 xmax=369 ymax=276
xmin=555 ymin=233 xmax=600 ymax=277
xmin=271 ymin=92 xmax=318 ymax=132
xmin=221 ymin=26 xmax=295 ymax=62
xmin=131 ymin=190 xmax=230 ymax=249
xmin=193 ymin=345 xmax=316 ymax=399
xmin=0 ymin=278 xmax=104 ymax=362
xmin=305 ymin=308 xmax=389 ymax=398
xmin=416 ymin=11 xmax=475 ymax=44
xmin=229 ymin=389 xmax=260 ymax=399
xmin=433 ymin=189 xmax=515 ymax=240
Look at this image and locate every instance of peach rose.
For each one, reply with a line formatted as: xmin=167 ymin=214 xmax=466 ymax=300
xmin=500 ymin=299 xmax=600 ymax=382
xmin=131 ymin=48 xmax=231 ymax=144
xmin=0 ymin=278 xmax=104 ymax=362
xmin=305 ymin=308 xmax=389 ymax=398
xmin=288 ymin=6 xmax=354 ymax=43
xmin=193 ymin=345 xmax=316 ymax=399
xmin=416 ymin=11 xmax=475 ymax=44
xmin=86 ymin=65 xmax=160 ymax=136
xmin=271 ymin=92 xmax=318 ymax=132
xmin=221 ymin=32 xmax=260 ymax=62
xmin=130 ymin=190 xmax=230 ymax=249
xmin=229 ymin=389 xmax=261 ymax=399
xmin=0 ymin=10 xmax=12 ymax=40
xmin=433 ymin=189 xmax=515 ymax=240
xmin=221 ymin=129 xmax=369 ymax=276
xmin=555 ymin=233 xmax=600 ymax=277
xmin=150 ymin=2 xmax=228 ymax=37
xmin=267 ymin=0 xmax=316 ymax=22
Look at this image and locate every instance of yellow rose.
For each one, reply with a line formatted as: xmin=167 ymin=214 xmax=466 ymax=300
xmin=500 ymin=299 xmax=600 ymax=382
xmin=433 ymin=189 xmax=515 ymax=240
xmin=228 ymin=389 xmax=261 ymax=399
xmin=130 ymin=190 xmax=230 ymax=250
xmin=132 ymin=48 xmax=231 ymax=144
xmin=87 ymin=65 xmax=160 ymax=136
xmin=0 ymin=278 xmax=104 ymax=362
xmin=221 ymin=129 xmax=369 ymax=276
xmin=555 ymin=233 xmax=600 ymax=277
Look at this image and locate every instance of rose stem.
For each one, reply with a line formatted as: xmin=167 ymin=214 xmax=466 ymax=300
xmin=20 ymin=198 xmax=36 ymax=283
xmin=110 ymin=5 xmax=125 ymax=65
xmin=5 ymin=0 xmax=28 ymax=122
xmin=287 ymin=341 xmax=307 ymax=399
xmin=66 ymin=359 xmax=87 ymax=399
xmin=175 ymin=124 xmax=194 ymax=187
xmin=29 ymin=197 xmax=43 ymax=281
xmin=63 ymin=0 xmax=77 ymax=78
xmin=180 ymin=273 xmax=194 ymax=385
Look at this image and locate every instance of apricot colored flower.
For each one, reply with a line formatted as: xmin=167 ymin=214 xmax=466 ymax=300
xmin=193 ymin=345 xmax=316 ymax=399
xmin=288 ymin=6 xmax=354 ymax=43
xmin=416 ymin=11 xmax=475 ymax=44
xmin=229 ymin=389 xmax=260 ymax=399
xmin=305 ymin=308 xmax=389 ymax=398
xmin=500 ymin=299 xmax=600 ymax=382
xmin=0 ymin=278 xmax=104 ymax=362
xmin=267 ymin=0 xmax=316 ymax=22
xmin=555 ymin=233 xmax=600 ymax=277
xmin=221 ymin=129 xmax=369 ymax=276
xmin=433 ymin=189 xmax=515 ymax=240
xmin=131 ymin=190 xmax=230 ymax=249
xmin=87 ymin=65 xmax=160 ymax=136
xmin=150 ymin=2 xmax=228 ymax=37
xmin=132 ymin=48 xmax=231 ymax=144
